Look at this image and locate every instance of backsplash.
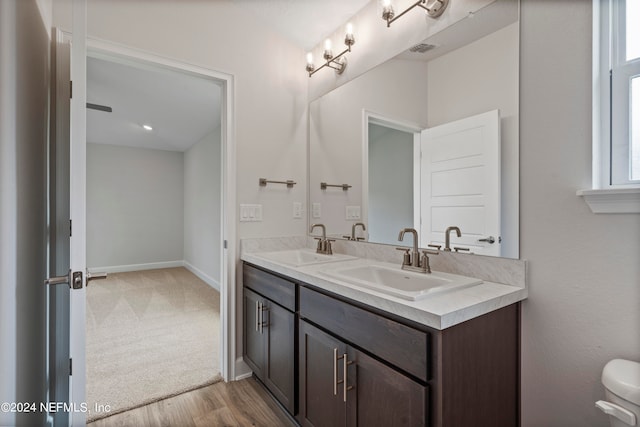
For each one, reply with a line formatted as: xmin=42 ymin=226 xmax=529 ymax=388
xmin=240 ymin=235 xmax=526 ymax=289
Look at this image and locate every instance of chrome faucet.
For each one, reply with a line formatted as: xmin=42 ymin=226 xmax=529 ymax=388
xmin=444 ymin=226 xmax=461 ymax=252
xmin=343 ymin=222 xmax=366 ymax=241
xmin=397 ymin=227 xmax=438 ymax=273
xmin=310 ymin=223 xmax=334 ymax=255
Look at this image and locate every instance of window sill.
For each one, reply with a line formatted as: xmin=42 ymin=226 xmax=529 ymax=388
xmin=577 ymin=188 xmax=640 ymax=214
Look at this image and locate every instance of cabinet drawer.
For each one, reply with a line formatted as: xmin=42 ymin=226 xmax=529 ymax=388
xmin=300 ymin=286 xmax=429 ymax=382
xmin=243 ymin=263 xmax=296 ymax=311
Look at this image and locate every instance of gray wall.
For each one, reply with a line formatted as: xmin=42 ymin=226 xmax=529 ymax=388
xmin=368 ymin=123 xmax=414 ymax=245
xmin=184 ymin=129 xmax=222 ymax=288
xmin=520 ymin=1 xmax=640 ymax=426
xmin=0 ymin=0 xmax=51 ymax=425
xmin=87 ymin=143 xmax=185 ymax=270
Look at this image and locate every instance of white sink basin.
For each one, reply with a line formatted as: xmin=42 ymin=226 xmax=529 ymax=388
xmin=255 ymin=249 xmax=357 ymax=267
xmin=321 ymin=264 xmax=482 ymax=301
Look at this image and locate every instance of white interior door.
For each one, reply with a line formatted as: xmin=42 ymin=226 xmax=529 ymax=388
xmin=69 ymin=3 xmax=88 ymax=424
xmin=420 ymin=110 xmax=501 ymax=256
xmin=48 ymin=4 xmax=88 ymax=425
xmin=49 ymin=28 xmax=72 ymax=427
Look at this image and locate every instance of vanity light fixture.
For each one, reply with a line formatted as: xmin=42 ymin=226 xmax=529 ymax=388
xmin=305 ymin=23 xmax=355 ymax=77
xmin=381 ymin=0 xmax=449 ymax=27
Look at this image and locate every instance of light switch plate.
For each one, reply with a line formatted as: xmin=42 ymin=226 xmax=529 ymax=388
xmin=312 ymin=203 xmax=321 ymax=218
xmin=293 ymin=202 xmax=303 ymax=219
xmin=346 ymin=205 xmax=361 ymax=220
xmin=240 ymin=204 xmax=263 ymax=222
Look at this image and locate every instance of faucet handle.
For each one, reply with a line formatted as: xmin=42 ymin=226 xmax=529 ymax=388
xmin=453 ymin=246 xmax=471 ymax=253
xmin=396 ymin=247 xmax=411 ymax=265
xmin=428 ymin=244 xmax=442 ymax=250
xmin=325 ymin=239 xmax=335 ymax=255
xmin=419 ymin=250 xmax=437 ymax=273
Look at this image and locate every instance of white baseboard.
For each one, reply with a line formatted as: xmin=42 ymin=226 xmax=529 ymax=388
xmin=184 ymin=261 xmax=220 ymax=291
xmin=234 ymin=357 xmax=252 ymax=381
xmin=89 ymin=260 xmax=184 ymax=274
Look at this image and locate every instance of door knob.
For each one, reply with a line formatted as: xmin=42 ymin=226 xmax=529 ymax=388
xmin=45 ymin=270 xmax=107 ymax=289
xmin=478 ymin=236 xmax=496 ymax=244
xmin=44 ymin=270 xmax=83 ymax=289
xmin=87 ymin=271 xmax=108 ymax=282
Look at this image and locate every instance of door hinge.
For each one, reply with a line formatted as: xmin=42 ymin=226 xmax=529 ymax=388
xmin=70 ymin=81 xmax=72 ymax=99
xmin=69 ymin=219 xmax=72 ymax=237
xmin=69 ymin=358 xmax=72 ymax=376
xmin=224 ymin=240 xmax=228 ymax=249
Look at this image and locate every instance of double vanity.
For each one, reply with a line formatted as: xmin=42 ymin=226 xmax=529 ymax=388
xmin=240 ymin=236 xmax=527 ymax=427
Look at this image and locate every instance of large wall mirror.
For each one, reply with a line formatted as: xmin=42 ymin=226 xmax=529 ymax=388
xmin=309 ymin=0 xmax=519 ymax=259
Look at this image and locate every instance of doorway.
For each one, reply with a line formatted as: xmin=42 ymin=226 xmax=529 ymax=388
xmin=83 ymin=48 xmax=229 ymax=421
xmin=363 ymin=113 xmax=422 ymax=245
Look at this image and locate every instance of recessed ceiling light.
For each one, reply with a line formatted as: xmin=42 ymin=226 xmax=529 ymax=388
xmin=143 ymin=124 xmax=153 ymax=131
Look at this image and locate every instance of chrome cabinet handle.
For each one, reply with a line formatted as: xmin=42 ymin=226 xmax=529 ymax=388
xmin=342 ymin=353 xmax=353 ymax=403
xmin=333 ymin=350 xmax=353 ymax=402
xmin=333 ymin=348 xmax=339 ymax=396
xmin=259 ymin=304 xmax=268 ymax=334
xmin=255 ymin=300 xmax=260 ymax=332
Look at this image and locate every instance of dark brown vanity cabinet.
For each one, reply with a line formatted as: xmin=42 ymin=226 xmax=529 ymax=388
xmin=243 ymin=265 xmax=296 ymax=415
xmin=298 ymin=286 xmax=428 ymax=427
xmin=299 ymin=320 xmax=427 ymax=427
xmin=242 ymin=262 xmax=520 ymax=427
xmin=297 ymin=284 xmax=519 ymax=427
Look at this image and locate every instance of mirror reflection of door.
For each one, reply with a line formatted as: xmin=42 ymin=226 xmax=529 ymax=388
xmin=420 ymin=110 xmax=501 ymax=256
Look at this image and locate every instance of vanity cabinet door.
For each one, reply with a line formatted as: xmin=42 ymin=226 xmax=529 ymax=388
xmin=346 ymin=347 xmax=427 ymax=427
xmin=243 ymin=287 xmax=296 ymax=415
xmin=262 ymin=299 xmax=295 ymax=414
xmin=299 ymin=320 xmax=347 ymax=427
xmin=243 ymin=288 xmax=265 ymax=378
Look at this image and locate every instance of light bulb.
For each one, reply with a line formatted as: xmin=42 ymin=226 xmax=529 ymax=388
xmin=324 ymin=39 xmax=332 ymax=51
xmin=382 ymin=0 xmax=392 ymax=7
xmin=143 ymin=124 xmax=153 ymax=131
xmin=306 ymin=52 xmax=313 ymax=65
xmin=344 ymin=22 xmax=355 ymax=47
xmin=346 ymin=23 xmax=353 ymax=36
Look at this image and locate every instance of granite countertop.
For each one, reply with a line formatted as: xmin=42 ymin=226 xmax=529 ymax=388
xmin=241 ymin=245 xmax=527 ymax=330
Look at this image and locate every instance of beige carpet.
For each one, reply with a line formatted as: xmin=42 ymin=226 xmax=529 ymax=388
xmin=86 ymin=267 xmax=221 ymax=422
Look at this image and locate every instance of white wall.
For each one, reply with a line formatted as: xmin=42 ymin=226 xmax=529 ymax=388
xmin=520 ymin=1 xmax=640 ymax=425
xmin=184 ymin=129 xmax=222 ymax=289
xmin=0 ymin=0 xmax=51 ymax=425
xmin=87 ymin=143 xmax=185 ymax=270
xmin=426 ymin=22 xmax=519 ymax=258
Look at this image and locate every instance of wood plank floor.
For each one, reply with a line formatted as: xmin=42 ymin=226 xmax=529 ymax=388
xmin=88 ymin=377 xmax=297 ymax=427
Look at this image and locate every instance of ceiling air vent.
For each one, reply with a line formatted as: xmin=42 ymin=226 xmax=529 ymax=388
xmin=408 ymin=43 xmax=437 ymax=53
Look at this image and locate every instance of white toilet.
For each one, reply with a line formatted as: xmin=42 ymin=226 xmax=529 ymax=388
xmin=597 ymin=359 xmax=640 ymax=426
